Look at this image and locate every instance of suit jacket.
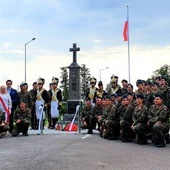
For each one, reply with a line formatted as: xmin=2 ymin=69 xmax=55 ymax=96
xmin=9 ymin=88 xmax=19 ymax=111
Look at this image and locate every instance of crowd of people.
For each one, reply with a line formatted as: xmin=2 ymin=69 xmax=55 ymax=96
xmin=1 ymin=74 xmax=170 ymax=148
xmin=82 ymin=75 xmax=170 ymax=147
xmin=0 ymin=77 xmax=62 ymax=138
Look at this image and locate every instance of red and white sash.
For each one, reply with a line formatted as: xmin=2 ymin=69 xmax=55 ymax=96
xmin=0 ymin=96 xmax=10 ymax=123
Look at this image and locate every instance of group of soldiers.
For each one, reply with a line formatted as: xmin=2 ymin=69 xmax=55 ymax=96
xmin=81 ymin=75 xmax=170 ymax=147
xmin=0 ymin=77 xmax=62 ymax=138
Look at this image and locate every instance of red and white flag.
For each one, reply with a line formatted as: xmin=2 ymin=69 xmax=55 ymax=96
xmin=123 ymin=21 xmax=128 ymax=41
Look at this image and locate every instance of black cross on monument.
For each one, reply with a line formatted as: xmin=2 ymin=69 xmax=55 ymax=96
xmin=69 ymin=43 xmax=80 ymax=63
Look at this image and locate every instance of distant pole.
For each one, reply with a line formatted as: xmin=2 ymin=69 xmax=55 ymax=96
xmin=25 ymin=38 xmax=36 ymax=83
xmin=99 ymin=67 xmax=109 ymax=81
xmin=127 ymin=5 xmax=131 ymax=83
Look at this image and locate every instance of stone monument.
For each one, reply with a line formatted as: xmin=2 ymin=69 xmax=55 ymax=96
xmin=67 ymin=43 xmax=82 ymax=115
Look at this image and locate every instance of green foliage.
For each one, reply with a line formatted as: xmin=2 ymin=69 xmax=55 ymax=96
xmin=149 ymin=64 xmax=170 ymax=86
xmin=80 ymin=64 xmax=91 ymax=100
xmin=60 ymin=67 xmax=69 ymax=101
xmin=60 ymin=102 xmax=67 ymax=114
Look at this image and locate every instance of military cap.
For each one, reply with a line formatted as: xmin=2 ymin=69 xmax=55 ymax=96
xmin=121 ymin=79 xmax=128 ymax=83
xmin=116 ymin=93 xmax=122 ymax=97
xmin=111 ymin=93 xmax=117 ymax=97
xmin=20 ymin=82 xmax=26 ymax=87
xmin=155 ymin=76 xmax=161 ymax=81
xmin=90 ymin=77 xmax=97 ymax=84
xmin=85 ymin=97 xmax=91 ymax=101
xmin=98 ymin=81 xmax=103 ymax=86
xmin=136 ymin=79 xmax=143 ymax=86
xmin=20 ymin=100 xmax=26 ymax=103
xmin=38 ymin=77 xmax=45 ymax=85
xmin=154 ymin=93 xmax=163 ymax=99
xmin=52 ymin=76 xmax=59 ymax=84
xmin=152 ymin=82 xmax=159 ymax=87
xmin=122 ymin=94 xmax=128 ymax=99
xmin=160 ymin=76 xmax=166 ymax=81
xmin=136 ymin=94 xmax=144 ymax=99
xmin=127 ymin=92 xmax=133 ymax=96
xmin=104 ymin=95 xmax=111 ymax=99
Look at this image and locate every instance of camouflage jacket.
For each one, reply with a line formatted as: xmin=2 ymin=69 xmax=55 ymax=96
xmin=148 ymin=104 xmax=169 ymax=123
xmin=18 ymin=91 xmax=33 ymax=110
xmin=81 ymin=106 xmax=94 ymax=118
xmin=13 ymin=108 xmax=31 ymax=123
xmin=132 ymin=104 xmax=148 ymax=125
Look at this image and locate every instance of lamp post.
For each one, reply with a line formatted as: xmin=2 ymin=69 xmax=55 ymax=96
xmin=99 ymin=67 xmax=109 ymax=81
xmin=25 ymin=38 xmax=36 ymax=83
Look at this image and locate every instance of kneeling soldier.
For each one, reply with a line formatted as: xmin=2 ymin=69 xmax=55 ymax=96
xmin=0 ymin=111 xmax=9 ymax=138
xmin=12 ymin=101 xmax=31 ymax=137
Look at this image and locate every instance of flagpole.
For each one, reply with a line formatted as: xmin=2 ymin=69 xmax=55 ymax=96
xmin=127 ymin=5 xmax=131 ymax=83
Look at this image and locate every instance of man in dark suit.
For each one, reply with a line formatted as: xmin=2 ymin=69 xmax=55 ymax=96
xmin=6 ymin=80 xmax=19 ymax=133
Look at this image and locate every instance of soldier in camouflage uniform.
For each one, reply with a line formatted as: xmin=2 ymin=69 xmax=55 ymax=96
xmin=148 ymin=94 xmax=169 ymax=147
xmin=119 ymin=94 xmax=134 ymax=142
xmin=158 ymin=76 xmax=170 ymax=108
xmin=0 ymin=111 xmax=9 ymax=138
xmin=93 ymin=97 xmax=103 ymax=131
xmin=18 ymin=83 xmax=33 ymax=111
xmin=81 ymin=98 xmax=96 ymax=134
xmin=121 ymin=79 xmax=128 ymax=95
xmin=135 ymin=79 xmax=145 ymax=95
xmin=29 ymin=82 xmax=38 ymax=129
xmin=102 ymin=96 xmax=120 ymax=140
xmin=12 ymin=101 xmax=31 ymax=136
xmin=131 ymin=94 xmax=148 ymax=145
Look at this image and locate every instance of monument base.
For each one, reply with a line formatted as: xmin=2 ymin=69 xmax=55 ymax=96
xmin=67 ymin=99 xmax=82 ymax=114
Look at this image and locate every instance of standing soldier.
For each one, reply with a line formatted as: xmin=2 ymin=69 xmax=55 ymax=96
xmin=49 ymin=77 xmax=62 ymax=129
xmin=94 ymin=81 xmax=106 ymax=101
xmin=35 ymin=77 xmax=48 ymax=131
xmin=29 ymin=82 xmax=38 ymax=130
xmin=135 ymin=79 xmax=145 ymax=95
xmin=12 ymin=101 xmax=31 ymax=137
xmin=159 ymin=76 xmax=170 ymax=108
xmin=18 ymin=83 xmax=33 ymax=112
xmin=47 ymin=83 xmax=53 ymax=129
xmin=6 ymin=80 xmax=19 ymax=133
xmin=106 ymin=75 xmax=122 ymax=95
xmin=121 ymin=79 xmax=128 ymax=95
xmin=86 ymin=77 xmax=98 ymax=106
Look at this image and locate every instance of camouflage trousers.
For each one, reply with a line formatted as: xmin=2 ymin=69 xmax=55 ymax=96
xmin=153 ymin=122 xmax=169 ymax=142
xmin=103 ymin=119 xmax=120 ymax=138
xmin=0 ymin=125 xmax=10 ymax=137
xmin=120 ymin=120 xmax=134 ymax=140
xmin=133 ymin=123 xmax=148 ymax=143
xmin=12 ymin=121 xmax=30 ymax=136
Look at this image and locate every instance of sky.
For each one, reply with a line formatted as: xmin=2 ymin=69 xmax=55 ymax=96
xmin=0 ymin=0 xmax=170 ymax=91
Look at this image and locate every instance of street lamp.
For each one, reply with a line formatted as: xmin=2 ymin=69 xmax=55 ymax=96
xmin=25 ymin=38 xmax=36 ymax=83
xmin=99 ymin=67 xmax=109 ymax=81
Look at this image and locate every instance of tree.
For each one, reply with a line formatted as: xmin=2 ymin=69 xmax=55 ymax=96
xmin=149 ymin=64 xmax=170 ymax=86
xmin=80 ymin=64 xmax=91 ymax=100
xmin=60 ymin=67 xmax=69 ymax=101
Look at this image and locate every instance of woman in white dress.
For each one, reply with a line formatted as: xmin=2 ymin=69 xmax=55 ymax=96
xmin=0 ymin=85 xmax=12 ymax=123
